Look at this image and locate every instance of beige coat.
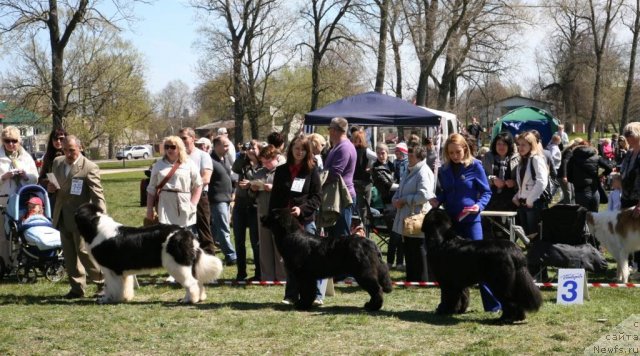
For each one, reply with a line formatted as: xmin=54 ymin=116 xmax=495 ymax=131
xmin=51 ymin=155 xmax=106 ymax=229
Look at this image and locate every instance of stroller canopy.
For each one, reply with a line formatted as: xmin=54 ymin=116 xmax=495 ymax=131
xmin=6 ymin=184 xmax=52 ymax=222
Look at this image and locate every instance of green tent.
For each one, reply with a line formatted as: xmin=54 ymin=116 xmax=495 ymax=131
xmin=491 ymin=106 xmax=559 ymax=146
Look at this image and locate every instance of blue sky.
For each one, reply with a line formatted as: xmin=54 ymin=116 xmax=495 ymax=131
xmin=122 ymin=1 xmax=200 ymax=94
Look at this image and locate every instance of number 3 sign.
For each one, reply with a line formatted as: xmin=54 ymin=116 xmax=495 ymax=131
xmin=557 ymin=269 xmax=586 ymax=305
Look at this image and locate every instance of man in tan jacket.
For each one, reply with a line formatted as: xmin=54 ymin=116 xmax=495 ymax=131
xmin=47 ymin=135 xmax=106 ymax=299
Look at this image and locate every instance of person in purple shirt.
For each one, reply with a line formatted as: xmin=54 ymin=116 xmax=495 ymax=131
xmin=430 ymin=133 xmax=500 ymax=313
xmin=324 ymin=117 xmax=357 ymax=238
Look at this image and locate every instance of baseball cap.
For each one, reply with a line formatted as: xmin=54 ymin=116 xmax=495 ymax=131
xmin=217 ymin=128 xmax=228 ymax=135
xmin=395 ymin=142 xmax=408 ymax=154
xmin=195 ymin=137 xmax=211 ymax=146
xmin=27 ymin=197 xmax=43 ymax=206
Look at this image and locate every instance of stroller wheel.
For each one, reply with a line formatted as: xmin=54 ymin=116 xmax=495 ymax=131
xmin=16 ymin=265 xmax=37 ymax=284
xmin=45 ymin=261 xmax=65 ymax=282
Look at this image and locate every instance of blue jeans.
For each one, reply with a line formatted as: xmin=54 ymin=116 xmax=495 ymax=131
xmin=326 ymin=200 xmax=354 ymax=238
xmin=210 ymin=202 xmax=236 ymax=262
xmin=232 ymin=204 xmax=260 ymax=279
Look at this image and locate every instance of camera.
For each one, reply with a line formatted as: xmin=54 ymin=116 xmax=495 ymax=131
xmin=242 ymin=142 xmax=252 ymax=151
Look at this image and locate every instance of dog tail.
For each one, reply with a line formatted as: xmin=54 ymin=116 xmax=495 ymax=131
xmin=194 ymin=249 xmax=224 ymax=283
xmin=514 ymin=265 xmax=543 ymax=312
xmin=378 ymin=259 xmax=393 ymax=293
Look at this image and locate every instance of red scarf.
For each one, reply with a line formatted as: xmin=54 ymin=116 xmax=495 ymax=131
xmin=289 ymin=162 xmax=302 ymax=180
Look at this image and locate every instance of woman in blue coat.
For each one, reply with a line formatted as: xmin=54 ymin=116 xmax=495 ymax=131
xmin=430 ymin=133 xmax=500 ymax=312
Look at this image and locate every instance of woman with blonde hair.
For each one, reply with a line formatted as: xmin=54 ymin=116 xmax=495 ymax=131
xmin=512 ymin=131 xmax=548 ymax=237
xmin=146 ymin=136 xmax=202 ymax=229
xmin=0 ymin=126 xmax=38 ymax=270
xmin=308 ymin=133 xmax=326 ymax=169
xmin=430 ymin=133 xmax=498 ymax=312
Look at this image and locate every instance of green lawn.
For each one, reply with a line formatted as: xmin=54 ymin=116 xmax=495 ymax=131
xmin=0 ymin=172 xmax=638 ymax=355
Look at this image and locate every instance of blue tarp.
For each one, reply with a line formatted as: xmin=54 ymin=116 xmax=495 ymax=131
xmin=304 ymin=91 xmax=441 ymax=126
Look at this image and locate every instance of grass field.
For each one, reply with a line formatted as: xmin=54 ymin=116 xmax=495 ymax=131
xmin=0 ymin=171 xmax=638 ymax=355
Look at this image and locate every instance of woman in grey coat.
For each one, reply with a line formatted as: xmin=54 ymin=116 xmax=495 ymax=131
xmin=391 ymin=143 xmax=436 ymax=282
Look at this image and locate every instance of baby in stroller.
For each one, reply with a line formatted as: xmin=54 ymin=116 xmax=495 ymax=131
xmin=0 ymin=184 xmax=65 ymax=283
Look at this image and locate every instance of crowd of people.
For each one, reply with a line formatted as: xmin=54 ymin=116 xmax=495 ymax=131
xmin=1 ymin=117 xmax=639 ymax=304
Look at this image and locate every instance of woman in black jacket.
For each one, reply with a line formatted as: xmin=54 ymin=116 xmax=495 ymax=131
xmin=567 ymin=141 xmax=612 ymax=212
xmin=269 ymin=134 xmax=322 ymax=305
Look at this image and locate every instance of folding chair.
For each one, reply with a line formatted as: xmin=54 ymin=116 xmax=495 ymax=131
xmin=363 ymin=199 xmax=391 ymax=248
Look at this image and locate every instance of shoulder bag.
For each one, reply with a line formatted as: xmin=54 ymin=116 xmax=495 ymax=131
xmin=403 ymin=203 xmax=426 ymax=237
xmin=144 ymin=161 xmax=180 ymax=226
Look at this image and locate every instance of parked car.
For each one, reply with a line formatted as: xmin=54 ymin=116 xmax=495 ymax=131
xmin=116 ymin=145 xmax=152 ymax=160
xmin=31 ymin=151 xmax=45 ymax=168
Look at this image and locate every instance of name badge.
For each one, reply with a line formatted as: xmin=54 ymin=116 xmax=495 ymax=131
xmin=291 ymin=178 xmax=306 ymax=192
xmin=71 ymin=178 xmax=83 ymax=195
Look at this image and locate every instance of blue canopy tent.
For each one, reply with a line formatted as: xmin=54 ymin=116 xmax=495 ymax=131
xmin=304 ymin=91 xmax=441 ymax=126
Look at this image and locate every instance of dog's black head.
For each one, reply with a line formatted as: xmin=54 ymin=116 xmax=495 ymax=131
xmin=422 ymin=208 xmax=453 ymax=243
xmin=261 ymin=208 xmax=302 ymax=234
xmin=74 ymin=203 xmax=104 ymax=244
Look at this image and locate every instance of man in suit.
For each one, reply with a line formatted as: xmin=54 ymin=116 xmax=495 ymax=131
xmin=47 ymin=135 xmax=106 ymax=299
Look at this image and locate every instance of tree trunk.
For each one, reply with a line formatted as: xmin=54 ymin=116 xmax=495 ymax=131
xmin=621 ymin=0 xmax=640 ymax=134
xmin=587 ymin=59 xmax=602 ymax=142
xmin=374 ymin=0 xmax=389 ymax=93
xmin=310 ymin=55 xmax=321 ymax=112
xmin=51 ymin=47 xmax=65 ymax=130
xmin=415 ymin=63 xmax=429 ymax=106
xmin=232 ymin=44 xmax=244 ymax=145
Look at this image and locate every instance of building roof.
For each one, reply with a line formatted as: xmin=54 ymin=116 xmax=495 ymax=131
xmin=0 ymin=101 xmax=43 ymax=125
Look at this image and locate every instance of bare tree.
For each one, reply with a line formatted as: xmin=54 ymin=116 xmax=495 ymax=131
xmin=299 ymin=0 xmax=358 ymax=111
xmin=402 ymin=0 xmax=469 ymax=106
xmin=620 ymin=0 xmax=640 ymax=133
xmin=388 ymin=0 xmax=409 ymax=98
xmin=155 ymin=80 xmax=192 ymax=136
xmin=0 ymin=0 xmax=145 ymax=130
xmin=193 ymin=0 xmax=281 ymax=143
xmin=584 ymin=0 xmax=623 ymax=141
xmin=431 ymin=0 xmax=526 ymax=110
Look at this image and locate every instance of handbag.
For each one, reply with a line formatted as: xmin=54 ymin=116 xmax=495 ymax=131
xmin=529 ymin=159 xmax=554 ymax=203
xmin=402 ymin=204 xmax=426 ymax=237
xmin=144 ymin=161 xmax=180 ymax=226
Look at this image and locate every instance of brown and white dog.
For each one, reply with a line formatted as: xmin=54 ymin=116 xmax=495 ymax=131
xmin=587 ymin=208 xmax=640 ymax=283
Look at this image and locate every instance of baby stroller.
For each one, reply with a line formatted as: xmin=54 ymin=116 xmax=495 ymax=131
xmin=0 ymin=184 xmax=65 ymax=283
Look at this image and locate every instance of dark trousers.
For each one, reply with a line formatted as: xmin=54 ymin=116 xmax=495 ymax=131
xmin=232 ymin=203 xmax=260 ymax=279
xmin=403 ymin=236 xmax=428 ymax=282
xmin=574 ymin=187 xmax=600 ymax=212
xmin=196 ymin=194 xmax=216 ymax=254
xmin=516 ymin=199 xmax=544 ymax=237
xmin=387 ymin=231 xmax=404 ymax=265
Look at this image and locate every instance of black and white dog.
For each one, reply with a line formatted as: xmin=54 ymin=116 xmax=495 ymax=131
xmin=74 ymin=203 xmax=223 ymax=304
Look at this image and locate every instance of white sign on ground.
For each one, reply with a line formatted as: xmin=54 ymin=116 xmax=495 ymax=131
xmin=557 ymin=268 xmax=585 ymax=305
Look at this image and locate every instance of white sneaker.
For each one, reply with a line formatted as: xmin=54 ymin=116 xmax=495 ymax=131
xmin=313 ymin=299 xmax=324 ymax=306
xmin=281 ymin=298 xmax=295 ymax=305
xmin=165 ymin=275 xmax=175 ymax=283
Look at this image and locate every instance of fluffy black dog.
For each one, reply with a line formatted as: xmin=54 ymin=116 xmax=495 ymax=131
xmin=421 ymin=209 xmax=543 ymax=323
xmin=262 ymin=209 xmax=392 ymax=311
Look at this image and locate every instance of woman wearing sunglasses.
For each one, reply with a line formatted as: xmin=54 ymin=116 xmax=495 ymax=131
xmin=0 ymin=126 xmax=39 ymax=270
xmin=37 ymin=128 xmax=68 ymax=207
xmin=146 ymin=136 xmax=202 ymax=229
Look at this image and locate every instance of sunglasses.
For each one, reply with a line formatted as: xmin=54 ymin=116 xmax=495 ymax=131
xmin=164 ymin=144 xmax=177 ymax=150
xmin=180 ymin=136 xmax=190 ymax=141
xmin=54 ymin=136 xmax=65 ymax=141
xmin=3 ymin=139 xmax=18 ymax=144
